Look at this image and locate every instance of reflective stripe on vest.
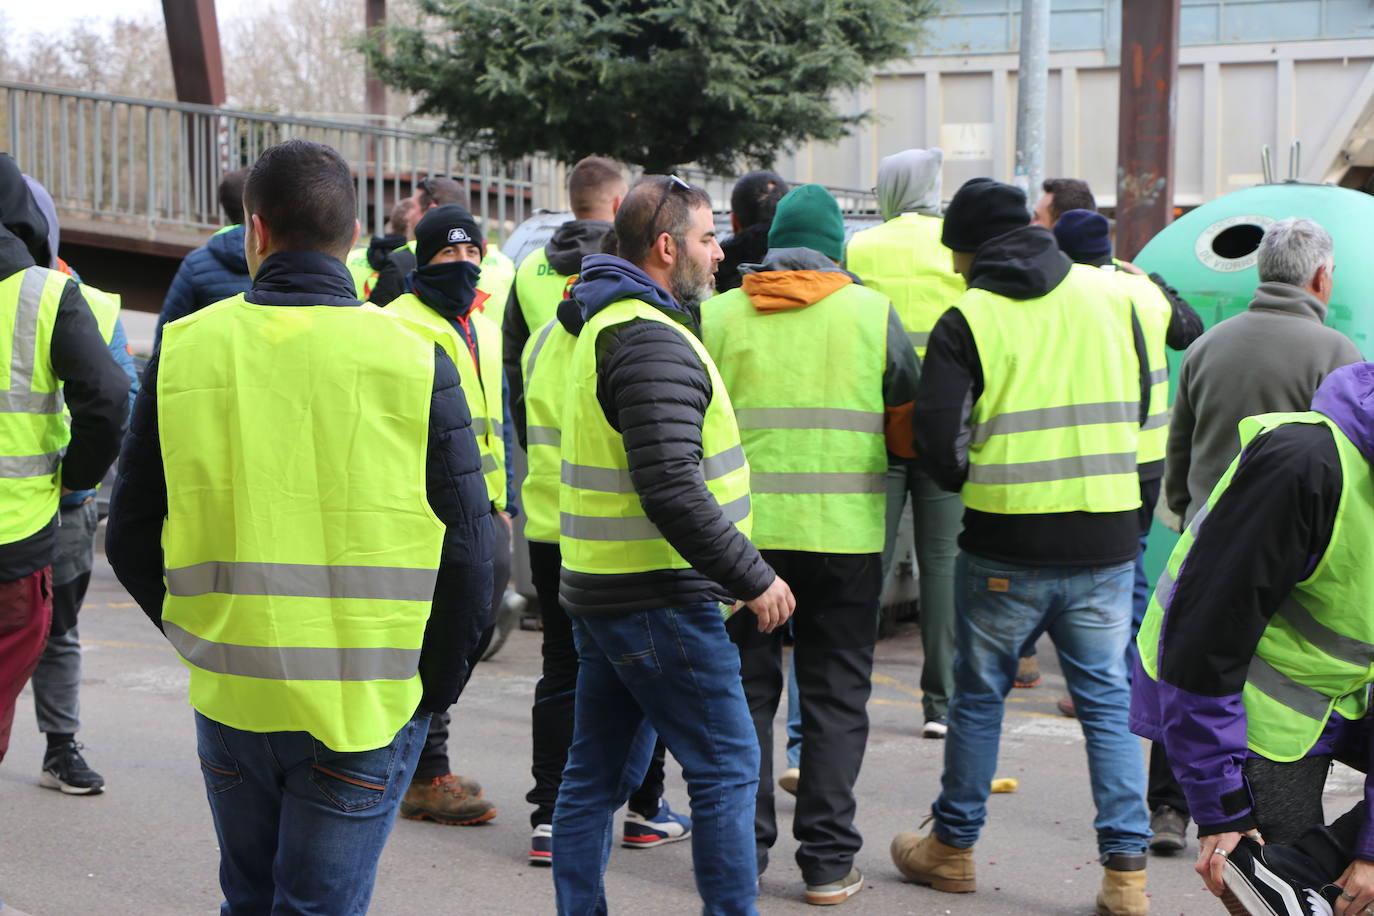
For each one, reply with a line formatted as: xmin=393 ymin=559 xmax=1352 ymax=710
xmin=159 ymin=296 xmax=445 ymax=752
xmin=520 ymin=317 xmax=576 ymax=542
xmin=701 ymin=283 xmax=889 ymax=553
xmin=956 ymin=264 xmax=1143 ymax=514
xmin=385 ymin=293 xmax=507 ymax=509
xmin=845 ymin=214 xmax=965 ymax=362
xmin=515 ymin=247 xmax=576 ymax=335
xmin=559 ymin=298 xmax=751 ymax=573
xmin=1137 ymin=411 xmax=1374 ymax=762
xmin=1110 ymin=269 xmax=1173 ymax=464
xmin=0 ymin=267 xmax=70 ymax=543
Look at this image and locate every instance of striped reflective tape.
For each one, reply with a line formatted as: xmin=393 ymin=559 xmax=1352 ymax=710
xmin=735 ymin=407 xmax=882 ymax=435
xmin=526 ymin=425 xmax=562 ymax=448
xmin=966 ymin=451 xmax=1138 ymax=485
xmin=0 ymin=450 xmax=62 ymax=478
xmin=562 ymin=445 xmax=748 ymax=494
xmin=7 ymin=269 xmax=47 ymax=395
xmin=560 ymin=494 xmax=751 ymax=541
xmin=1143 ymin=413 xmax=1169 ymax=431
xmin=481 ymin=452 xmax=499 ymax=474
xmin=165 ymin=561 xmax=438 ymax=602
xmin=1149 ymin=367 xmax=1170 ymax=384
xmin=701 ymin=444 xmax=747 ymax=479
xmin=0 ymin=389 xmax=62 ymax=414
xmin=164 ymin=621 xmax=421 ymax=682
xmin=751 ymin=471 xmax=885 ymax=495
xmin=1246 ymin=654 xmax=1331 ymax=721
xmin=971 ymin=401 xmax=1140 ymax=446
xmin=524 ymin=320 xmax=558 ymax=381
xmin=1276 ymin=596 xmax=1374 ymax=668
xmin=907 ymin=330 xmax=930 ymax=349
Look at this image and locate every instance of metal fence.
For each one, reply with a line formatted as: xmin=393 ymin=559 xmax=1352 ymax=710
xmin=1 ymin=80 xmax=875 ymax=246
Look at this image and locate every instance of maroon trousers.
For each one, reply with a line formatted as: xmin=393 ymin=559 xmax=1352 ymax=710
xmin=0 ymin=567 xmax=52 ymax=763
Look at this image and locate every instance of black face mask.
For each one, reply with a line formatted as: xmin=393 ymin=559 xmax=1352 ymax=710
xmin=410 ymin=259 xmax=481 ymax=318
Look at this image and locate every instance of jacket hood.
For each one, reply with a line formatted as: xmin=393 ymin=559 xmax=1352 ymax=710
xmin=23 ymin=176 xmax=59 ymax=267
xmin=738 ymin=247 xmax=855 ymax=313
xmin=1249 ymin=281 xmax=1329 ymax=323
xmin=967 ymin=225 xmax=1072 ymax=300
xmin=877 ymin=149 xmax=944 ymax=222
xmin=207 ymin=225 xmax=250 ymax=274
xmin=546 ymin=218 xmax=613 ymax=275
xmin=556 ymin=295 xmax=586 ymax=337
xmin=571 ymin=254 xmax=678 ymax=320
xmin=0 ymin=153 xmax=51 ymax=268
xmin=1312 ymin=361 xmax=1374 ymax=463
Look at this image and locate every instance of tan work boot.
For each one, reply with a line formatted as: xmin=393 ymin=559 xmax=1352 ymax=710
xmin=400 ymin=773 xmax=496 ymax=825
xmin=1096 ymin=854 xmax=1148 ymax=916
xmin=890 ymin=831 xmax=976 ymax=893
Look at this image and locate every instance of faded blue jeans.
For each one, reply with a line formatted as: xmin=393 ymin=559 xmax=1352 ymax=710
xmin=195 ymin=710 xmax=429 ymax=915
xmin=931 ymin=552 xmax=1150 ymax=858
xmin=552 ymin=602 xmax=759 ymax=916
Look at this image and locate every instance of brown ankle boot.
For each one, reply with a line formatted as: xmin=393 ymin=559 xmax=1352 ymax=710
xmin=1096 ymin=854 xmax=1148 ymax=916
xmin=890 ymin=831 xmax=976 ymax=893
xmin=400 ymin=773 xmax=496 ymax=825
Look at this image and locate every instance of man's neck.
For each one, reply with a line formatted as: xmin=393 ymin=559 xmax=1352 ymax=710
xmin=573 ymin=209 xmax=614 ymax=223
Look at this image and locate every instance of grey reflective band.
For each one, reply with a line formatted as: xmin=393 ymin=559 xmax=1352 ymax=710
xmin=481 ymin=452 xmax=498 ymax=474
xmin=907 ymin=330 xmax=930 ymax=348
xmin=0 ymin=450 xmax=62 ymax=478
xmin=971 ymin=401 xmax=1139 ymax=446
xmin=1276 ymin=597 xmax=1374 ymax=669
xmin=0 ymin=389 xmax=62 ymax=414
xmin=1143 ymin=413 xmax=1169 ymax=431
xmin=1149 ymin=367 xmax=1170 ymax=384
xmin=487 ymin=421 xmax=504 ymax=442
xmin=8 ymin=268 xmax=47 ymax=395
xmin=561 ymin=494 xmax=750 ymax=541
xmin=524 ymin=320 xmax=558 ymax=382
xmin=701 ymin=444 xmax=747 ymax=480
xmin=165 ymin=561 xmax=438 ymax=602
xmin=1154 ymin=568 xmax=1176 ymax=610
xmin=752 ymin=471 xmax=885 ymax=495
xmin=735 ymin=407 xmax=882 ymax=435
xmin=1246 ymin=654 xmax=1331 ymax=721
xmin=526 ymin=425 xmax=562 ymax=448
xmin=564 ymin=445 xmax=747 ymax=494
xmin=967 ymin=451 xmax=1138 ymax=485
xmin=163 ymin=621 xmax=421 ymax=682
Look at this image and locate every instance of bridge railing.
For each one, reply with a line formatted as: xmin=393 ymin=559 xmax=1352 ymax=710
xmin=1 ymin=80 xmax=876 ymax=248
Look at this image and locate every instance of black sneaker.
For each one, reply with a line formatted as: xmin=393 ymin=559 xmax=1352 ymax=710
xmin=1220 ymin=837 xmax=1339 ymax=916
xmin=40 ymin=741 xmax=105 ymax=795
xmin=1149 ymin=805 xmax=1188 ymax=855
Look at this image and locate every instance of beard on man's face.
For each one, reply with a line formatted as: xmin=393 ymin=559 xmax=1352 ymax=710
xmin=668 ymin=247 xmax=715 ymax=307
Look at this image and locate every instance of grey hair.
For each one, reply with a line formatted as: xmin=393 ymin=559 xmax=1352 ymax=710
xmin=1256 ymin=217 xmax=1334 ymax=287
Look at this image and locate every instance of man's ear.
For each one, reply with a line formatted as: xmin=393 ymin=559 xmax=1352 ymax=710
xmin=654 ymin=231 xmax=676 ymax=267
xmin=249 ymin=212 xmax=270 ymax=257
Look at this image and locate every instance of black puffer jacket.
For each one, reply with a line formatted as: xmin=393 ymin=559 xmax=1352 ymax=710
xmin=558 ymin=254 xmax=775 ymax=616
xmin=0 ymin=154 xmax=128 ymax=581
xmin=106 ymin=251 xmax=493 ymax=713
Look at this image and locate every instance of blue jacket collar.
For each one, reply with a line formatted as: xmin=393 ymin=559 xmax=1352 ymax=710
xmin=245 ymin=251 xmax=360 ymax=307
xmin=570 ymin=254 xmax=681 ymax=321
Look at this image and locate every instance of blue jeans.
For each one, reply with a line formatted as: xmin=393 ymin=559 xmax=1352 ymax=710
xmin=785 ymin=650 xmax=802 ymax=769
xmin=195 ymin=710 xmax=429 ymax=915
xmin=552 ymin=603 xmax=760 ymax=916
xmin=931 ymin=553 xmax=1150 ymax=858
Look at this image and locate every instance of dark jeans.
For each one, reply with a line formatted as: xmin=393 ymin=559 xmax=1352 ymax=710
xmin=552 ymin=603 xmax=759 ymax=915
xmin=195 ymin=710 xmax=429 ymax=915
xmin=1288 ymin=801 xmax=1368 ymax=880
xmin=726 ymin=550 xmax=879 ymax=885
xmin=0 ymin=567 xmax=51 ymax=763
xmin=525 ymin=540 xmax=664 ymax=828
xmin=415 ymin=512 xmax=509 ymax=781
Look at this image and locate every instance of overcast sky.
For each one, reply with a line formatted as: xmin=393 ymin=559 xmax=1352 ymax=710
xmin=7 ymin=0 xmax=260 ymax=40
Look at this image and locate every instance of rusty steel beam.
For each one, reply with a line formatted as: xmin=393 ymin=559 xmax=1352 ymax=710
xmin=366 ymin=0 xmax=387 ymax=121
xmin=162 ymin=0 xmax=226 ymax=106
xmin=1116 ymin=0 xmax=1181 ymax=260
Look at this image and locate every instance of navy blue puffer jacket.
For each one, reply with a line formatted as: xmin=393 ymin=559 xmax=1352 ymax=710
xmin=154 ymin=225 xmax=252 ymax=350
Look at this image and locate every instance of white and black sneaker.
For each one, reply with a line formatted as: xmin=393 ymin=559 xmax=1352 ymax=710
xmin=40 ymin=741 xmax=105 ymax=795
xmin=1220 ymin=837 xmax=1338 ymax=916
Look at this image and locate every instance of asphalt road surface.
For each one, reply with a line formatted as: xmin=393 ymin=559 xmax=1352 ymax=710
xmin=1 ymin=546 xmax=1362 ymax=915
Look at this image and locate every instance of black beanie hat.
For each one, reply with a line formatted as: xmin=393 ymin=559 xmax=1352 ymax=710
xmin=1053 ymin=208 xmax=1112 ymax=263
xmin=940 ymin=178 xmax=1030 ymax=253
xmin=415 ymin=204 xmax=485 ymax=266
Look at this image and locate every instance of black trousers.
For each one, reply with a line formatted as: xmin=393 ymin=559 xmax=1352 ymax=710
xmin=726 ymin=550 xmax=880 ymax=886
xmin=415 ymin=512 xmax=511 ymax=782
xmin=523 ymin=540 xmax=664 ymax=826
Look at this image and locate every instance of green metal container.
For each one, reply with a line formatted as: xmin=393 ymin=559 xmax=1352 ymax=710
xmin=1134 ymin=182 xmax=1373 ymax=582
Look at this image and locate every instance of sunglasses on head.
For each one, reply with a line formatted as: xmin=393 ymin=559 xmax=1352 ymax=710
xmin=646 ymin=175 xmax=692 ymax=248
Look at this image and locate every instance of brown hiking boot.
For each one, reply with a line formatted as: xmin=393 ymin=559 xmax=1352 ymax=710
xmin=1096 ymin=854 xmax=1148 ymax=916
xmin=890 ymin=831 xmax=976 ymax=893
xmin=400 ymin=773 xmax=496 ymax=825
xmin=1014 ymin=655 xmax=1041 ymax=688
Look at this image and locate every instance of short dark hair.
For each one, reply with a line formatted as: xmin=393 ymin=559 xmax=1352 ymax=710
xmin=389 ymin=200 xmax=414 ymax=236
xmin=243 ymin=141 xmax=356 ymax=257
xmin=568 ymin=157 xmax=625 ymax=216
xmin=613 ymin=175 xmax=713 ymax=268
xmin=416 ymin=176 xmax=465 ymax=209
xmin=1041 ymin=178 xmax=1096 ymax=223
xmin=731 ymin=170 xmax=788 ymax=229
xmin=219 ymin=168 xmax=249 ymax=224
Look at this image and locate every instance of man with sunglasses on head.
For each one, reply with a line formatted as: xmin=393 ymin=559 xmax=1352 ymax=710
xmin=552 ymin=175 xmax=795 ymax=915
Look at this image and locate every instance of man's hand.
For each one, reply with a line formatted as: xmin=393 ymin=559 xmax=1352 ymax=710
xmin=1334 ymin=859 xmax=1374 ymax=916
xmin=1196 ymin=830 xmax=1263 ymax=896
xmin=745 ymin=575 xmax=795 ymax=633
